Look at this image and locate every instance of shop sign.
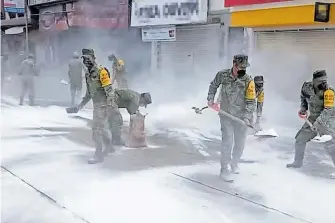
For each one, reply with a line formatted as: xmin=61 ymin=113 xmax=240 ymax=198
xmin=224 ymin=0 xmax=292 ymax=7
xmin=141 ymin=26 xmax=176 ymax=42
xmin=4 ymin=0 xmax=24 ymax=13
xmin=68 ymin=1 xmax=129 ymax=28
xmin=131 ymin=0 xmax=208 ymax=27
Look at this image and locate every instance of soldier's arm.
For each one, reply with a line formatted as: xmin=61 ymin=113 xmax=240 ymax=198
xmin=300 ymin=83 xmax=309 ymax=111
xmin=78 ymin=82 xmax=91 ymax=109
xmin=244 ymin=80 xmax=257 ymax=123
xmin=99 ymin=68 xmax=117 ymax=108
xmin=68 ymin=63 xmax=72 ymax=79
xmin=315 ymin=88 xmax=335 ymax=127
xmin=207 ymin=71 xmax=224 ymax=101
xmin=256 ymin=90 xmax=264 ymax=118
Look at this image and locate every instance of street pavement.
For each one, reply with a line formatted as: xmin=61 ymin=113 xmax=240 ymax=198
xmin=1 ymin=98 xmax=334 ymax=223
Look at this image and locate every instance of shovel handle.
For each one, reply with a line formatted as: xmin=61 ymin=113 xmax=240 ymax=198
xmin=210 ymin=105 xmax=253 ymax=129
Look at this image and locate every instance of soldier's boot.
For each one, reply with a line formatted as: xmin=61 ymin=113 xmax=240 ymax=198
xmin=328 ymin=151 xmax=335 ymax=179
xmin=28 ymin=96 xmax=34 ymax=106
xmin=219 ymin=165 xmax=234 ymax=182
xmin=230 ymin=162 xmax=240 ymax=174
xmin=88 ymin=147 xmax=104 ymax=164
xmin=286 ymin=144 xmax=305 ymax=168
xmin=102 ymin=136 xmax=115 ymax=157
xmin=112 ymin=135 xmax=125 ymax=146
xmin=19 ymin=97 xmax=24 ymax=106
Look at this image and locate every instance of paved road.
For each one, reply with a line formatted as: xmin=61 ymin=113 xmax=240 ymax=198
xmin=1 ymin=102 xmax=334 ymax=223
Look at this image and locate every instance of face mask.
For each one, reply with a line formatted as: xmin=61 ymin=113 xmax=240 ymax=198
xmin=237 ymin=69 xmax=246 ymax=78
xmin=83 ymin=57 xmax=94 ymax=69
xmin=255 ymin=83 xmax=263 ymax=89
xmin=317 ymin=82 xmax=327 ymax=90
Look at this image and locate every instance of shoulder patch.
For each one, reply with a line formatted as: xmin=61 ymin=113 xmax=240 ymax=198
xmin=99 ymin=68 xmax=111 ymax=87
xmin=246 ymin=80 xmax=256 ymax=100
xmin=324 ymin=89 xmax=335 ymax=108
xmin=257 ymin=90 xmax=264 ymax=103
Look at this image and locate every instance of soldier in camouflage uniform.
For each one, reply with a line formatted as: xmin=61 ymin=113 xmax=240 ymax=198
xmin=76 ymin=49 xmax=120 ymax=164
xmin=109 ymin=89 xmax=152 ymax=145
xmin=108 ymin=54 xmax=128 ymax=89
xmin=18 ymin=54 xmax=39 ymax=106
xmin=68 ymin=52 xmax=84 ymax=106
xmin=254 ymin=76 xmax=265 ymax=131
xmin=287 ymin=70 xmax=335 ymax=177
xmin=207 ymin=54 xmax=256 ymax=182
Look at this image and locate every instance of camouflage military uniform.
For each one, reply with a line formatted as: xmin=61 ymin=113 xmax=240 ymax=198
xmin=287 ymin=70 xmax=335 ymax=171
xmin=109 ymin=54 xmax=128 ymax=89
xmin=254 ymin=76 xmax=265 ymax=130
xmin=111 ymin=89 xmax=152 ymax=145
xmin=207 ymin=54 xmax=256 ymax=179
xmin=18 ymin=55 xmax=39 ymax=106
xmin=68 ymin=52 xmax=83 ymax=106
xmin=78 ymin=49 xmax=120 ymax=164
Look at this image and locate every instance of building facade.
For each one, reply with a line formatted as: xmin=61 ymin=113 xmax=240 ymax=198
xmin=230 ymin=0 xmax=335 ymax=75
xmin=130 ymin=0 xmax=236 ymax=76
xmin=25 ymin=0 xmax=150 ymax=76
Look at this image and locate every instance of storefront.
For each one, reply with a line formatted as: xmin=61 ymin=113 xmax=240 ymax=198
xmin=230 ymin=2 xmax=335 ymax=73
xmin=28 ymin=0 xmax=149 ymax=75
xmin=131 ymin=0 xmax=231 ymax=75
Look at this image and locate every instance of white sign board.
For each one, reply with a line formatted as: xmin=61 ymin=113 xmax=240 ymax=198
xmin=141 ymin=26 xmax=176 ymax=42
xmin=131 ymin=0 xmax=208 ymax=27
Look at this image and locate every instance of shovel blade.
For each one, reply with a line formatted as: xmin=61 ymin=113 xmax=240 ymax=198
xmin=254 ymin=128 xmax=279 ymax=138
xmin=61 ymin=79 xmax=69 ymax=85
xmin=311 ymin=135 xmax=332 ymax=143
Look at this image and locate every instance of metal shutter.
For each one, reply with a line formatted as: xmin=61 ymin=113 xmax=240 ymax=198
xmin=157 ymin=24 xmax=223 ymax=75
xmin=255 ymin=30 xmax=335 ymax=74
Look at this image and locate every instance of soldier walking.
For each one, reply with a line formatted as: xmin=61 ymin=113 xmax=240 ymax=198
xmin=68 ymin=52 xmax=84 ymax=106
xmin=207 ymin=54 xmax=256 ymax=182
xmin=75 ymin=49 xmax=121 ymax=164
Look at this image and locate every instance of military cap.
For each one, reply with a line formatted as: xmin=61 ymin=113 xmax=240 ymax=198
xmin=27 ymin=54 xmax=35 ymax=59
xmin=141 ymin=92 xmax=152 ymax=105
xmin=73 ymin=52 xmax=80 ymax=58
xmin=254 ymin=75 xmax=264 ymax=84
xmin=313 ymin=70 xmax=327 ymax=79
xmin=82 ymin=49 xmax=95 ymax=58
xmin=233 ymin=54 xmax=250 ymax=68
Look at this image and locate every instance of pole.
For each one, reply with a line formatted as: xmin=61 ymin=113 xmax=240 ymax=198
xmin=24 ymin=0 xmax=29 ymax=55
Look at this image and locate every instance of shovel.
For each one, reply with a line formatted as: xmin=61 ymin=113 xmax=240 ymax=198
xmin=192 ymin=104 xmax=278 ymax=138
xmin=301 ymin=116 xmax=332 ymax=143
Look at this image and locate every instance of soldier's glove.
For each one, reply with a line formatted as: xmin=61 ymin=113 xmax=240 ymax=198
xmin=207 ymin=99 xmax=214 ymax=107
xmin=298 ymin=109 xmax=307 ymax=118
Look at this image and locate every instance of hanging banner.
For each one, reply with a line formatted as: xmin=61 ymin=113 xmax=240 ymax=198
xmin=68 ymin=1 xmax=129 ymax=28
xmin=141 ymin=26 xmax=176 ymax=42
xmin=39 ymin=5 xmax=69 ymax=31
xmin=131 ymin=0 xmax=208 ymax=27
xmin=4 ymin=0 xmax=24 ymax=13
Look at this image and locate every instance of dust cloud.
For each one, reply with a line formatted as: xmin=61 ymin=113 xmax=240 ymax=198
xmin=2 ymin=16 xmax=331 ymax=132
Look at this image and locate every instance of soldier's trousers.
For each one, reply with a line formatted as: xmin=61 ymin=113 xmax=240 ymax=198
xmin=92 ymin=106 xmax=112 ymax=153
xmin=20 ymin=77 xmax=35 ymax=105
xmin=294 ymin=123 xmax=335 ymax=166
xmin=219 ymin=115 xmax=248 ymax=170
xmin=108 ymin=108 xmax=123 ymax=143
xmin=70 ymin=83 xmax=82 ymax=106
